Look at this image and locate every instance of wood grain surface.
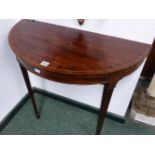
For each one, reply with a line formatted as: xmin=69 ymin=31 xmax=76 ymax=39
xmin=9 ymin=19 xmax=151 ymax=84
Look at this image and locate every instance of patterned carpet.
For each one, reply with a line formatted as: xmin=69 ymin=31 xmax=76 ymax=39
xmin=1 ymin=80 xmax=155 ymax=135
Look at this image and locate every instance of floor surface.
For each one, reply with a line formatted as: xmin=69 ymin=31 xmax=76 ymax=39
xmin=1 ymin=80 xmax=155 ymax=135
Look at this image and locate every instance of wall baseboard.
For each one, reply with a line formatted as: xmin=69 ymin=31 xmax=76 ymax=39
xmin=33 ymin=87 xmax=125 ymax=123
xmin=0 ymin=87 xmax=125 ymax=132
xmin=0 ymin=93 xmax=30 ymax=132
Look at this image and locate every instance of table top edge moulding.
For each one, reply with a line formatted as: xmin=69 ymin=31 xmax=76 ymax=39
xmin=9 ymin=19 xmax=151 ymax=85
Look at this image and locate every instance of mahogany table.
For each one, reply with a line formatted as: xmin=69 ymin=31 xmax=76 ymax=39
xmin=9 ymin=19 xmax=151 ymax=134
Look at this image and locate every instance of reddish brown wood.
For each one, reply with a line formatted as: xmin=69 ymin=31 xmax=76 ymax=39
xmin=96 ymin=82 xmax=116 ymax=135
xmin=9 ymin=19 xmax=151 ymax=85
xmin=19 ymin=63 xmax=40 ymax=118
xmin=8 ymin=20 xmax=151 ymax=135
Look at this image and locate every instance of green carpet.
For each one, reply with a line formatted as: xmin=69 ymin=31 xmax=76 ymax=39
xmin=1 ymin=88 xmax=155 ymax=135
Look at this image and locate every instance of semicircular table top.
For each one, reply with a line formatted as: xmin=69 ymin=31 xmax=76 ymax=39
xmin=9 ymin=19 xmax=151 ymax=84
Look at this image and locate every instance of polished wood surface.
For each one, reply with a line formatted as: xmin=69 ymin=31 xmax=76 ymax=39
xmin=19 ymin=63 xmax=40 ymax=118
xmin=9 ymin=20 xmax=151 ymax=135
xmin=96 ymin=82 xmax=116 ymax=135
xmin=9 ymin=19 xmax=151 ymax=84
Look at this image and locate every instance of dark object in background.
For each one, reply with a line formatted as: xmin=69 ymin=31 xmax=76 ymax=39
xmin=132 ymin=89 xmax=155 ymax=117
xmin=78 ymin=19 xmax=85 ymax=25
xmin=141 ymin=39 xmax=155 ymax=79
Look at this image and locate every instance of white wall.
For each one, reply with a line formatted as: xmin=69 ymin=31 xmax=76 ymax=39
xmin=0 ymin=19 xmax=155 ymax=122
xmin=30 ymin=62 xmax=146 ymax=117
xmin=38 ymin=19 xmax=155 ymax=44
xmin=0 ymin=19 xmax=27 ymax=122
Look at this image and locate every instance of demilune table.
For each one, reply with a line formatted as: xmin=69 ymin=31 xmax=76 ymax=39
xmin=9 ymin=20 xmax=151 ymax=134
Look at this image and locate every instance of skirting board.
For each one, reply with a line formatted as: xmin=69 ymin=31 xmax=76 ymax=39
xmin=0 ymin=93 xmax=30 ymax=132
xmin=0 ymin=87 xmax=125 ymax=132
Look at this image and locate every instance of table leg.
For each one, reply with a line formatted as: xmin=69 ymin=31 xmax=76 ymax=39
xmin=19 ymin=63 xmax=40 ymax=119
xmin=96 ymin=83 xmax=116 ymax=135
